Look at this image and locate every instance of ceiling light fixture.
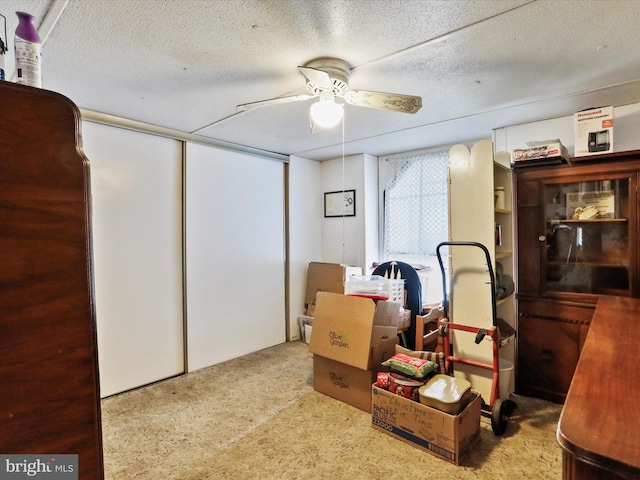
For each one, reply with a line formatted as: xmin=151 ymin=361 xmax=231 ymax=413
xmin=310 ymin=91 xmax=344 ymax=129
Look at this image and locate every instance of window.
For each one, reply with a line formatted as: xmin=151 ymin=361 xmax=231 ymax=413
xmin=380 ymin=150 xmax=449 ymax=304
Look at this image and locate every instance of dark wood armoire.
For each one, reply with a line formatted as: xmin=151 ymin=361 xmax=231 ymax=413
xmin=0 ymin=81 xmax=104 ymax=479
xmin=514 ymin=151 xmax=640 ymax=404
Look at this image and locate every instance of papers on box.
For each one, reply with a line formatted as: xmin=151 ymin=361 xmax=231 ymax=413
xmin=512 ymin=141 xmax=570 ymax=168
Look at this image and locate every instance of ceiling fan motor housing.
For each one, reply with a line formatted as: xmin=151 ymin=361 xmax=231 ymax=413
xmin=303 ymin=57 xmax=350 ymax=95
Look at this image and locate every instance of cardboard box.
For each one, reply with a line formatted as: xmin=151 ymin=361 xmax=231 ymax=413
xmin=368 ymin=299 xmax=406 ymax=330
xmin=371 ymin=385 xmax=481 ymax=465
xmin=304 ymin=262 xmax=362 ymax=315
xmin=309 ymin=292 xmax=399 ymax=411
xmin=574 ymin=106 xmax=613 ymax=157
xmin=512 ymin=142 xmax=570 ymax=168
xmin=309 ymin=292 xmax=398 ymax=370
xmin=313 ymin=356 xmax=380 ymax=413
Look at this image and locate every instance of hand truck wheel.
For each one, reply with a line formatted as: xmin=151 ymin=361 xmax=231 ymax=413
xmin=491 ymin=398 xmax=509 ymax=435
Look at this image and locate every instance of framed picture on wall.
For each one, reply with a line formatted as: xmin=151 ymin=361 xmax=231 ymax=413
xmin=324 ymin=189 xmax=356 ymax=217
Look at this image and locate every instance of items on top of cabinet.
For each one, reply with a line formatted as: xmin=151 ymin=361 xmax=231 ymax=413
xmin=14 ymin=11 xmax=41 ymax=88
xmin=0 ymin=14 xmax=6 ymax=80
xmin=574 ymin=106 xmax=613 ymax=157
xmin=512 ymin=139 xmax=570 ymax=168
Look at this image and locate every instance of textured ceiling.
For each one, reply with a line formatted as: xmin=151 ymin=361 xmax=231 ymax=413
xmin=3 ymin=0 xmax=640 ymax=160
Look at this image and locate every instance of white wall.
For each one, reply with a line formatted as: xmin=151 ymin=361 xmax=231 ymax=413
xmin=288 ymin=155 xmax=323 ymax=335
xmin=494 ymin=101 xmax=640 ymax=154
xmin=288 ymin=153 xmax=379 ymax=325
xmin=185 ymin=142 xmax=286 ymax=372
xmin=363 ymin=154 xmax=380 ymax=270
xmin=83 ymin=122 xmax=184 ymax=397
xmin=320 ymin=153 xmax=378 ymax=270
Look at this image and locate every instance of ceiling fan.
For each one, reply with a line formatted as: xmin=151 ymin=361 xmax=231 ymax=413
xmin=236 ymin=57 xmax=422 ymax=129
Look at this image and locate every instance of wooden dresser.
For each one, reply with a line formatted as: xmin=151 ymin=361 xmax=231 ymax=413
xmin=0 ymin=82 xmax=104 ymax=479
xmin=557 ymin=296 xmax=640 ymax=479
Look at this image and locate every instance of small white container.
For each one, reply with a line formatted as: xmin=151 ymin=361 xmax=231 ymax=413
xmin=499 ymin=358 xmax=514 ymax=400
xmin=389 ymin=279 xmax=405 ymax=304
xmin=297 ymin=315 xmax=313 ymax=343
xmin=304 ymin=324 xmax=313 ymax=345
xmin=418 ymin=374 xmax=472 ymax=415
xmin=345 ymin=275 xmax=391 ymax=300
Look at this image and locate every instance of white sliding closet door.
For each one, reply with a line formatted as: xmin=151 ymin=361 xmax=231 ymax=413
xmin=186 ymin=142 xmax=286 ymax=372
xmin=83 ymin=122 xmax=184 ymax=397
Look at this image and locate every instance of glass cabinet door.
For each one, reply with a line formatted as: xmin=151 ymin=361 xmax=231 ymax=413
xmin=543 ymin=173 xmax=635 ymax=296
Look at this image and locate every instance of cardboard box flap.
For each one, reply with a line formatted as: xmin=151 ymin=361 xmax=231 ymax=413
xmin=370 ymin=335 xmax=399 ymax=367
xmin=372 ymin=301 xmax=404 ymax=327
xmin=372 ymin=325 xmax=398 ymax=344
xmin=309 ymin=292 xmax=376 ymax=370
xmin=313 ymin=291 xmax=376 ymax=322
xmin=304 ymin=262 xmax=362 ymax=307
xmin=304 ymin=263 xmax=345 ymax=307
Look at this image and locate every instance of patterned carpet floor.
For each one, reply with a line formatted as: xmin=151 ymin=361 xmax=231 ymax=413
xmin=101 ymin=341 xmax=563 ymax=479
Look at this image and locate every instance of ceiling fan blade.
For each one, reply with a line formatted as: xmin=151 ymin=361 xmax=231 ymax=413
xmin=237 ymin=93 xmax=315 ymax=111
xmin=343 ymin=90 xmax=422 ymax=114
xmin=298 ymin=66 xmax=334 ymax=90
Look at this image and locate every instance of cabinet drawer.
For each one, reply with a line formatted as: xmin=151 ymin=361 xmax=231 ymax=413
xmin=518 ymin=315 xmax=580 ymax=401
xmin=518 ymin=299 xmax=595 ymax=324
xmin=517 ymin=299 xmax=594 ymax=403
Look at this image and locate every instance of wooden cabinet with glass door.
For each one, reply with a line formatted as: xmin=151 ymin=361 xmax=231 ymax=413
xmin=515 ymin=151 xmax=640 ymax=403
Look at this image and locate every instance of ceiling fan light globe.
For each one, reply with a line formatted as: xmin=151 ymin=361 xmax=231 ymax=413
xmin=310 ymin=100 xmax=343 ymax=128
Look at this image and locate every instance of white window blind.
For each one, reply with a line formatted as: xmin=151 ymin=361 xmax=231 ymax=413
xmin=381 ymin=149 xmax=449 ymax=303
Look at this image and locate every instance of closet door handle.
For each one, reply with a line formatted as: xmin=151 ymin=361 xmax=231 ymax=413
xmin=538 ymin=235 xmax=546 ymax=242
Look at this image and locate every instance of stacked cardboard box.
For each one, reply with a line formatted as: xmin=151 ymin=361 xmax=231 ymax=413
xmin=371 ymin=385 xmax=481 ymax=465
xmin=309 ymin=293 xmax=482 ymax=464
xmin=309 ymin=292 xmax=399 ymax=413
xmin=304 ymin=262 xmax=362 ymax=316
